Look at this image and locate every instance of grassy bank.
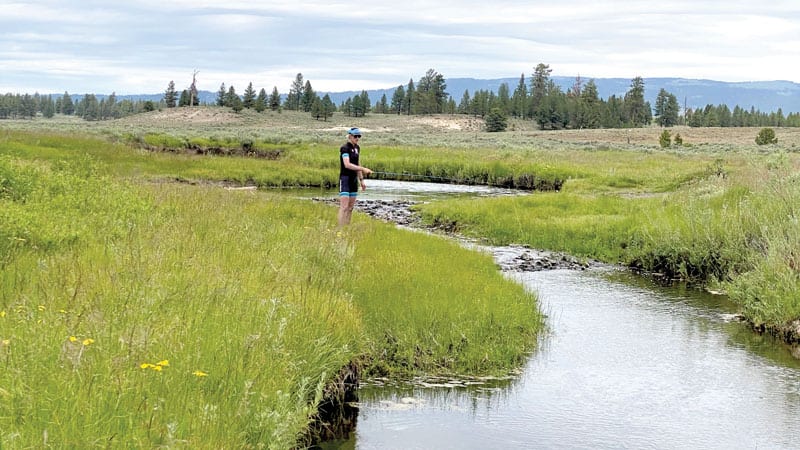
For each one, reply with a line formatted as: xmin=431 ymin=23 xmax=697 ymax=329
xmin=415 ymin=153 xmax=800 ymax=336
xmin=0 ymin=132 xmax=541 ymax=447
xmin=3 ymin=115 xmax=800 ymax=446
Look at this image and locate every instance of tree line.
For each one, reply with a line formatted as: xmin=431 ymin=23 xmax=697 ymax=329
xmin=0 ymin=91 xmax=158 ymax=120
xmin=159 ymin=65 xmax=800 ymax=129
xmin=3 ymin=63 xmax=800 ymax=128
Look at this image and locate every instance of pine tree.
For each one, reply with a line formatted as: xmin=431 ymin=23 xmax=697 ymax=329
xmin=391 ymin=85 xmax=405 ymax=114
xmin=242 ymin=82 xmax=257 ymax=109
xmin=511 ymin=73 xmax=528 ymax=119
xmin=20 ymin=94 xmax=36 ymax=118
xmin=655 ymin=88 xmax=680 ymax=127
xmin=342 ymin=98 xmax=352 ymax=116
xmin=497 ymin=83 xmax=511 ymax=115
xmin=225 ymin=86 xmax=238 ymax=108
xmin=311 ymin=96 xmax=322 ymax=119
xmin=269 ymin=87 xmax=281 ymax=111
xmin=580 ymin=80 xmax=601 ymax=128
xmin=351 ymin=94 xmax=365 ymax=117
xmin=415 ymin=69 xmax=447 ymax=114
xmin=485 ymin=107 xmax=508 ymax=132
xmin=42 ymin=95 xmax=55 ymax=118
xmin=255 ymin=88 xmax=267 ymax=112
xmin=105 ymin=92 xmax=117 ymax=119
xmin=404 ymin=79 xmax=415 ymax=115
xmin=285 ymin=73 xmax=304 ymax=110
xmin=63 ymin=92 xmax=74 ymax=115
xmin=446 ymin=97 xmax=457 ymax=114
xmin=301 ymin=80 xmax=315 ymax=112
xmin=216 ymin=83 xmax=226 ymax=107
xmin=81 ymin=94 xmax=99 ymax=121
xmin=530 ymin=63 xmax=552 ymax=118
xmin=179 ymin=90 xmax=190 ymax=107
xmin=164 ymin=81 xmax=178 ymax=108
xmin=359 ymin=90 xmax=370 ymax=115
xmin=458 ymin=90 xmax=471 ymax=114
xmin=624 ymin=76 xmax=648 ymax=126
xmin=320 ymin=94 xmax=335 ymax=120
xmin=376 ymin=94 xmax=388 ymax=114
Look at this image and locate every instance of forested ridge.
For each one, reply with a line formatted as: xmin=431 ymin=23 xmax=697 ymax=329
xmin=3 ymin=64 xmax=799 ymax=129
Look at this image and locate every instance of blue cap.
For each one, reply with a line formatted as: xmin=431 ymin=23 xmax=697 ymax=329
xmin=347 ymin=127 xmax=362 ymax=136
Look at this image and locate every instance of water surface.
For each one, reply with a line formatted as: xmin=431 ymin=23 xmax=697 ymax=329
xmin=343 ymin=269 xmax=800 ymax=449
xmin=292 ymin=179 xmax=519 ymax=202
xmin=313 ymin=181 xmax=800 ymax=449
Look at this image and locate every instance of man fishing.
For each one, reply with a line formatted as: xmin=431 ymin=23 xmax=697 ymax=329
xmin=338 ymin=127 xmax=372 ymax=226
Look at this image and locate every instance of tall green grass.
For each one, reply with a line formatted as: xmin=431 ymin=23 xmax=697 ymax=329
xmin=0 ymin=132 xmax=543 ymax=447
xmin=629 ymin=168 xmax=800 ymax=326
xmin=417 ymin=193 xmax=650 ymax=262
xmin=344 ymin=220 xmax=542 ymax=375
xmin=417 ymin=156 xmax=800 ymax=333
xmin=0 ymin=163 xmax=361 ymax=447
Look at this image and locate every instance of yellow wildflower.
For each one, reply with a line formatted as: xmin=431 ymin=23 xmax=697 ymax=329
xmin=69 ymin=336 xmax=78 ymax=343
xmin=140 ymin=363 xmax=155 ymax=369
xmin=0 ymin=311 xmax=5 ymax=318
xmin=193 ymin=370 xmax=208 ymax=377
xmin=156 ymin=360 xmax=169 ymax=367
xmin=82 ymin=338 xmax=95 ymax=346
xmin=152 ymin=365 xmax=162 ymax=372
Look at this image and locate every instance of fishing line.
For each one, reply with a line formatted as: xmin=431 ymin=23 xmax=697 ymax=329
xmin=370 ymin=171 xmax=461 ymax=183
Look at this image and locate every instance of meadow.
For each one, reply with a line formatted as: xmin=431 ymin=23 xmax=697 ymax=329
xmin=0 ymin=120 xmax=541 ymax=448
xmin=2 ymin=108 xmax=800 ymax=447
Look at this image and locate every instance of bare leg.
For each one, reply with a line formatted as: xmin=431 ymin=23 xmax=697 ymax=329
xmin=347 ymin=197 xmax=358 ymax=224
xmin=338 ymin=196 xmax=357 ymax=226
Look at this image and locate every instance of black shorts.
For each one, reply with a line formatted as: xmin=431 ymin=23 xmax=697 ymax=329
xmin=339 ymin=175 xmax=359 ymax=197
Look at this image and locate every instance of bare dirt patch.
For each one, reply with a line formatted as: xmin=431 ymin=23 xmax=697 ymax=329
xmin=121 ymin=107 xmax=243 ymax=125
xmin=411 ymin=115 xmax=484 ymax=132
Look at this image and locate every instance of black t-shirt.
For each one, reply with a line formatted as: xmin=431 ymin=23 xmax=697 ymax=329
xmin=339 ymin=142 xmax=360 ymax=177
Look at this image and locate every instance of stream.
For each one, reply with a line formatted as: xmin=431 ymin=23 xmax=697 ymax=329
xmin=313 ymin=180 xmax=800 ymax=449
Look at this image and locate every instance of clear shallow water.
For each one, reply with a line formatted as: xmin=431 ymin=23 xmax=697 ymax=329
xmin=342 ymin=270 xmax=800 ymax=450
xmin=312 ymin=181 xmax=800 ymax=450
xmin=291 ymin=179 xmax=520 ymax=202
xmin=359 ymin=179 xmax=519 ymax=200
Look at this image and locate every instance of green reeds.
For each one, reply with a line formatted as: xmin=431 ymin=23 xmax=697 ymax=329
xmin=343 ymin=219 xmax=542 ymax=376
xmin=0 ymin=133 xmax=544 ymax=446
xmin=416 ymin=192 xmax=648 ymax=262
xmin=1 ymin=167 xmax=362 ymax=446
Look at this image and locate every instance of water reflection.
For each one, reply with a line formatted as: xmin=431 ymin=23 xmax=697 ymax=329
xmin=303 ymin=181 xmax=800 ymax=449
xmin=290 ymin=179 xmax=521 ymax=202
xmin=603 ymin=270 xmax=800 ymax=370
xmin=334 ymin=269 xmax=800 ymax=449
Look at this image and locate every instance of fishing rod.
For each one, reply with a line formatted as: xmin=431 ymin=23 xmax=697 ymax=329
xmin=370 ymin=171 xmax=462 ymax=183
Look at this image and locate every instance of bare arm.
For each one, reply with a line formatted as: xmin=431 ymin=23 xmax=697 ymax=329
xmin=342 ymin=157 xmax=372 ymax=176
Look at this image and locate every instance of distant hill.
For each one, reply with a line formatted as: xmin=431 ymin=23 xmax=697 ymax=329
xmin=91 ymin=77 xmax=800 ymax=114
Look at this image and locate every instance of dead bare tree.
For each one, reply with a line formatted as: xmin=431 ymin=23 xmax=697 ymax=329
xmin=189 ymin=70 xmax=199 ymax=106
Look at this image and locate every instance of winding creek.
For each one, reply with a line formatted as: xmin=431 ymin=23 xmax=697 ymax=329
xmin=312 ymin=180 xmax=800 ymax=449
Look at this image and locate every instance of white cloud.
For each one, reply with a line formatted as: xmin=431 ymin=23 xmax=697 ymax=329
xmin=0 ymin=0 xmax=798 ymax=94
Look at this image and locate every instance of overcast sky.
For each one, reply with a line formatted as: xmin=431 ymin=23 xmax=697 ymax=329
xmin=2 ymin=0 xmax=799 ymax=95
